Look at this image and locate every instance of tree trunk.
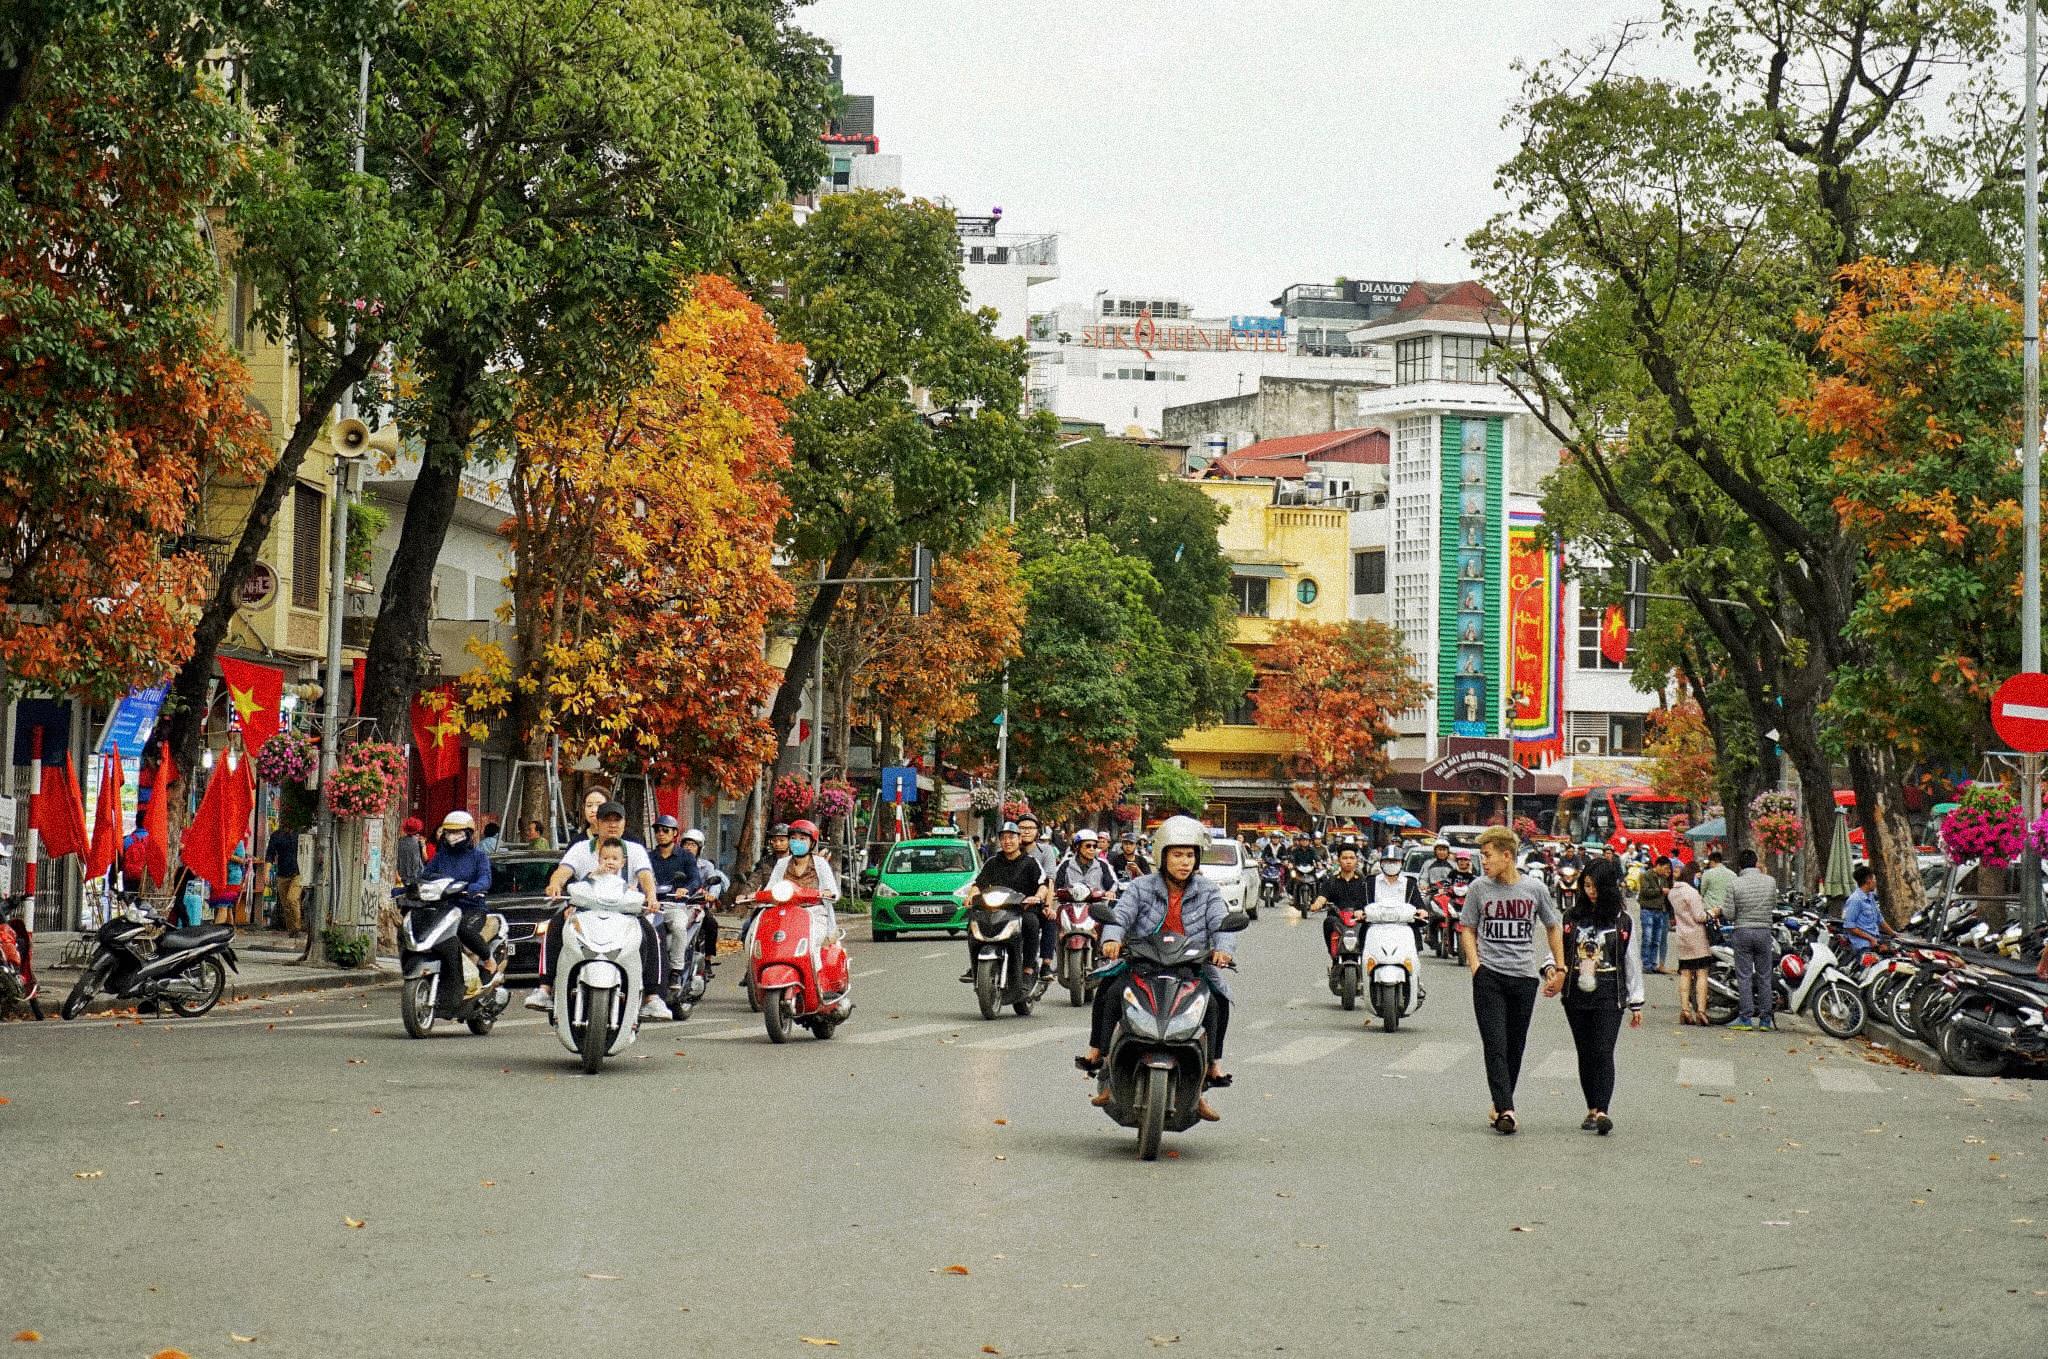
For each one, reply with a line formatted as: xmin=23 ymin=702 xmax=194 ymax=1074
xmin=1776 ymin=716 xmax=1836 ymax=891
xmin=767 ymin=533 xmax=868 ymax=767
xmin=1846 ymin=744 xmax=1926 ymax=928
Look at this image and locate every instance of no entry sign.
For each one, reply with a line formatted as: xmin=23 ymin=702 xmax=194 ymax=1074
xmin=1992 ymin=672 xmax=2048 ymax=753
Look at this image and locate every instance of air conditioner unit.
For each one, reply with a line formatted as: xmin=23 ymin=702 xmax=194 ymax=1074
xmin=1571 ymin=736 xmax=1607 ymax=756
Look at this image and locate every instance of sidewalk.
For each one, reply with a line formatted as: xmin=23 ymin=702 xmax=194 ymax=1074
xmin=27 ymin=928 xmax=397 ymax=1018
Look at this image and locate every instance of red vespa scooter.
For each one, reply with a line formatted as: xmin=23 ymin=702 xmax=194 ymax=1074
xmin=747 ymin=879 xmax=853 ymax=1043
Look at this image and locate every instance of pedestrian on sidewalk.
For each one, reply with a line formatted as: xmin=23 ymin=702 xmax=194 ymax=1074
xmin=1559 ymin=858 xmax=1643 ymax=1135
xmin=1459 ymin=825 xmax=1566 ymax=1135
xmin=396 ymin=817 xmax=428 ymax=887
xmin=1726 ymin=850 xmax=1779 ymax=1031
xmin=1637 ymin=858 xmax=1672 ymax=974
xmin=265 ymin=820 xmax=303 ymax=933
xmin=1669 ymin=860 xmax=1713 ymax=1023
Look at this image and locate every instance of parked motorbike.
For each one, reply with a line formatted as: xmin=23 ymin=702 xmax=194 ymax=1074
xmin=395 ymin=877 xmax=510 ymax=1039
xmin=0 ymin=895 xmax=43 ymax=1021
xmin=1055 ymin=884 xmax=1109 ymax=1008
xmin=1935 ymin=969 xmax=2048 ymax=1077
xmin=1089 ymin=899 xmax=1252 ymax=1161
xmin=547 ymin=876 xmax=647 ymax=1073
xmin=61 ymin=902 xmax=237 ymax=1020
xmin=659 ymin=886 xmax=714 ymax=1022
xmin=748 ymin=878 xmax=852 ymax=1042
xmin=967 ymin=887 xmax=1041 ymax=1020
xmin=1775 ymin=919 xmax=1867 ymax=1038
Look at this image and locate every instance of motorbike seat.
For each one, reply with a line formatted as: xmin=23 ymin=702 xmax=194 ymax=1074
xmin=160 ymin=924 xmax=234 ymax=951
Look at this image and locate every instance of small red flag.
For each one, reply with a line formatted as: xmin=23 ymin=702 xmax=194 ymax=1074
xmin=218 ymin=657 xmax=285 ymax=753
xmin=410 ymin=685 xmax=464 ymax=784
xmin=86 ymin=747 xmax=125 ymax=881
xmin=1599 ymin=605 xmax=1631 ymax=666
xmin=141 ymin=748 xmax=175 ymax=889
xmin=181 ymin=751 xmax=254 ymax=891
xmin=31 ymin=754 xmax=90 ymax=861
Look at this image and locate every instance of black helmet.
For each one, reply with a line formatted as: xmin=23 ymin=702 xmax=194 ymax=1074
xmin=770 ymin=821 xmax=791 ymax=837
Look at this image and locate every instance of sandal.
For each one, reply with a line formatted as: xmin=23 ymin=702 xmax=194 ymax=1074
xmin=1073 ymin=1053 xmax=1103 ymax=1076
xmin=1493 ymin=1110 xmax=1517 ymax=1135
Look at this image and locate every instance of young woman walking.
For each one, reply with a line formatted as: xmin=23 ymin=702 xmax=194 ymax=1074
xmin=1669 ymin=860 xmax=1712 ymax=1024
xmin=1559 ymin=861 xmax=1644 ymax=1135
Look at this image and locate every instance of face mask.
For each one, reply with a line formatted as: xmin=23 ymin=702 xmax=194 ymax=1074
xmin=789 ymin=837 xmax=812 ymax=856
xmin=1382 ymin=863 xmax=1400 ymax=876
xmin=442 ymin=832 xmax=469 ymax=850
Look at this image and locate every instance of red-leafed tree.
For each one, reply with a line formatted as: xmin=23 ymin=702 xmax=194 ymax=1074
xmin=0 ymin=14 xmax=269 ymax=702
xmin=1254 ymin=620 xmax=1433 ymax=820
xmin=1644 ymin=698 xmax=1717 ymax=807
xmin=461 ymin=276 xmax=802 ymax=812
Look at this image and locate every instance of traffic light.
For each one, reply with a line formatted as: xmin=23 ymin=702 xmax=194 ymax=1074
xmin=911 ymin=544 xmax=935 ymax=616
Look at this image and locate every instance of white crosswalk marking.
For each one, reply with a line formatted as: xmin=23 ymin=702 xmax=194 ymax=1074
xmin=1388 ymin=1041 xmax=1471 ymax=1074
xmin=1241 ymin=1036 xmax=1356 ymax=1066
xmin=1813 ymin=1065 xmax=1884 ymax=1093
xmin=843 ymin=1021 xmax=962 ymax=1045
xmin=680 ymin=1025 xmax=766 ymax=1041
xmin=1531 ymin=1048 xmax=1577 ymax=1080
xmin=964 ymin=1025 xmax=1086 ymax=1051
xmin=853 ymin=968 xmax=887 ymax=979
xmin=295 ymin=1017 xmax=398 ymax=1031
xmin=1678 ymin=1058 xmax=1736 ymax=1087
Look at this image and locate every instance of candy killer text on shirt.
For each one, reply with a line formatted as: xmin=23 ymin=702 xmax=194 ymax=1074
xmin=1480 ymin=895 xmax=1540 ymax=944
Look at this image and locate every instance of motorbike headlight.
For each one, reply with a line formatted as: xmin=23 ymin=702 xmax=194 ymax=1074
xmin=1162 ymin=1006 xmax=1205 ymax=1040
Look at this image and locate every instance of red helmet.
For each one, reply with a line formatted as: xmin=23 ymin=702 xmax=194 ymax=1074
xmin=787 ymin=819 xmax=820 ymax=839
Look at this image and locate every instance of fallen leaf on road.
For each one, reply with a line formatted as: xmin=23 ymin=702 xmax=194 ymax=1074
xmin=230 ymin=1334 xmax=257 ymax=1343
xmin=265 ymin=1024 xmax=275 ymax=1031
xmin=126 ymin=1099 xmax=141 ymax=1106
xmin=151 ymin=1350 xmax=192 ymax=1358
xmin=1687 ymin=1158 xmax=1703 ymax=1166
xmin=72 ymin=1170 xmax=103 ymax=1180
xmin=675 ymin=1051 xmax=687 ymax=1056
xmin=1721 ymin=1096 xmax=1737 ymax=1104
xmin=369 ymin=1108 xmax=383 ymax=1116
xmin=1989 ymin=1154 xmax=2001 ymax=1161
xmin=1911 ymin=1199 xmax=1927 ymax=1206
xmin=1761 ymin=1220 xmax=1792 ymax=1227
xmin=982 ymin=1347 xmax=1001 ymax=1355
xmin=342 ymin=1217 xmax=366 ymax=1229
xmin=1165 ymin=1150 xmax=1181 ymax=1159
xmin=480 ymin=1180 xmax=496 ymax=1188
xmin=1147 ymin=1336 xmax=1180 ymax=1347
xmin=992 ymin=1118 xmax=1008 ymax=1126
xmin=12 ymin=1331 xmax=41 ymax=1342
xmin=993 ymin=1155 xmax=1006 ymax=1161
xmin=0 ymin=1098 xmax=9 ymax=1106
xmin=1510 ymin=1225 xmax=1537 ymax=1233
xmin=798 ymin=1339 xmax=839 ymax=1347
xmin=582 ymin=1273 xmax=621 ymax=1281
xmin=345 ymin=1058 xmax=365 ymax=1066
xmin=1275 ymin=1191 xmax=1294 ymax=1198
xmin=938 ymin=1265 xmax=971 ymax=1276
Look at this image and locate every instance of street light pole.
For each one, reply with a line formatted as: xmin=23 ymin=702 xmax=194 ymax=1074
xmin=2023 ymin=4 xmax=2042 ymax=931
xmin=995 ymin=480 xmax=1015 ymax=815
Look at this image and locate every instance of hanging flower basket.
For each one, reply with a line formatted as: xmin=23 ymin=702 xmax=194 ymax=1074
xmin=968 ymin=784 xmax=1001 ymax=813
xmin=814 ymin=779 xmax=856 ymax=821
xmin=325 ymin=741 xmax=406 ymax=819
xmin=1512 ymin=815 xmax=1542 ymax=841
xmin=1747 ymin=790 xmax=1806 ymax=858
xmin=1111 ymin=803 xmax=1141 ymax=824
xmin=1942 ymin=782 xmax=2026 ymax=867
xmin=255 ymin=730 xmax=317 ymax=786
xmin=771 ymin=773 xmax=814 ymax=819
xmin=1000 ymin=799 xmax=1032 ymax=822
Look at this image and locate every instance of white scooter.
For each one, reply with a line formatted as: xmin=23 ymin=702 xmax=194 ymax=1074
xmin=1363 ymin=901 xmax=1425 ymax=1032
xmin=550 ymin=877 xmax=646 ymax=1073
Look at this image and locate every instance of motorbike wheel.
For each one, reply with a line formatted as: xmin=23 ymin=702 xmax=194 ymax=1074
xmin=1136 ymin=1065 xmax=1169 ymax=1162
xmin=1703 ymin=986 xmax=1738 ymax=1026
xmin=578 ymin=987 xmax=609 ymax=1074
xmin=762 ymin=989 xmax=792 ymax=1044
xmin=1338 ymin=965 xmax=1358 ymax=1012
xmin=746 ymin=976 xmax=761 ymax=1013
xmin=1810 ymin=979 xmax=1865 ymax=1039
xmin=61 ymin=959 xmax=106 ymax=1021
xmin=1938 ymin=1017 xmax=2007 ymax=1077
xmin=973 ymin=961 xmax=1000 ymax=1021
xmin=1066 ymin=960 xmax=1087 ymax=1009
xmin=1909 ymin=985 xmax=1953 ymax=1045
xmin=466 ymin=1005 xmax=497 ymax=1037
xmin=1885 ymin=978 xmax=1920 ymax=1033
xmin=1375 ymin=983 xmax=1402 ymax=1034
xmin=812 ymin=1016 xmax=839 ymax=1040
xmin=400 ymin=976 xmax=436 ymax=1038
xmin=167 ymin=956 xmax=227 ymax=1018
xmin=1013 ymin=991 xmax=1035 ymax=1018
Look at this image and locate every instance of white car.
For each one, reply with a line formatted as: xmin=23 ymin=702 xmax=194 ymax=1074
xmin=1199 ymin=837 xmax=1253 ymax=917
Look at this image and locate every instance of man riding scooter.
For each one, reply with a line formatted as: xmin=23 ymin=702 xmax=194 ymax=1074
xmin=526 ymin=800 xmax=670 ymax=1021
xmin=961 ymin=821 xmax=1047 ymax=985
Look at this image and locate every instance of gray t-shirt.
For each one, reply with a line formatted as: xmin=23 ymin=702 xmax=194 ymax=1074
xmin=1459 ymin=873 xmax=1562 ymax=977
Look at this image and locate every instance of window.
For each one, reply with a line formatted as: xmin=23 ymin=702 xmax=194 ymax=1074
xmin=1395 ymin=336 xmax=1431 ymax=385
xmin=1353 ymin=549 xmax=1386 ymax=595
xmin=1576 ymin=606 xmax=1631 ymax=669
xmin=291 ymin=484 xmax=323 ymax=609
xmin=1440 ymin=335 xmax=1489 ymax=383
xmin=1223 ymin=676 xmax=1261 ymax=726
xmin=1232 ymin=575 xmax=1269 ymax=617
xmin=884 ymin=844 xmax=973 ymax=875
xmin=1296 ymin=578 xmax=1319 ymax=606
xmin=1575 ymin=563 xmax=1645 ymax=669
xmin=1609 ymin=714 xmax=1648 ymax=757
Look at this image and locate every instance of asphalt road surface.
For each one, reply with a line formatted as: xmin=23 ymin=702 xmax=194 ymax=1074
xmin=5 ymin=911 xmax=2045 ymax=1358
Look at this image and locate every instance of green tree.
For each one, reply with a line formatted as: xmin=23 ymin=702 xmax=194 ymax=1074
xmin=737 ymin=190 xmax=1056 ymax=757
xmin=1137 ymin=757 xmax=1212 ymax=816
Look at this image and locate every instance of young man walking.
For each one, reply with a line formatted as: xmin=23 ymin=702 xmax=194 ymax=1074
xmin=1459 ymin=826 xmax=1565 ymax=1135
xmin=1725 ymin=849 xmax=1779 ymax=1031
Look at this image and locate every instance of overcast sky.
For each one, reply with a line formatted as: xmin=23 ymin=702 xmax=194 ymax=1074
xmin=801 ymin=0 xmax=1663 ymax=316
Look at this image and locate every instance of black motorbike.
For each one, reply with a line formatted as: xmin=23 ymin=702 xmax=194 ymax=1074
xmin=61 ymin=904 xmax=237 ymax=1020
xmin=659 ymin=886 xmax=714 ymax=1022
xmin=967 ymin=887 xmax=1041 ymax=1020
xmin=1937 ymin=969 xmax=2048 ymax=1077
xmin=396 ymin=877 xmax=511 ymax=1038
xmin=1091 ymin=901 xmax=1252 ymax=1161
xmin=1288 ymin=862 xmax=1324 ymax=913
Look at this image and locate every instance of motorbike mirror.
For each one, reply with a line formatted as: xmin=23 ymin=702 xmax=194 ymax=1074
xmin=1220 ymin=910 xmax=1252 ymax=932
xmin=1087 ymin=900 xmax=1117 ymax=925
xmin=859 ymin=866 xmax=879 ymax=885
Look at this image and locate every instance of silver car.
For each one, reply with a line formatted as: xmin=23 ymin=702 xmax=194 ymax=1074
xmin=1199 ymin=837 xmax=1252 ymax=917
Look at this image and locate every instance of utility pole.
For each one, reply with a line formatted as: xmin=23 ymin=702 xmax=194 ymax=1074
xmin=995 ymin=481 xmax=1016 ymax=813
xmin=2023 ymin=5 xmax=2042 ymax=932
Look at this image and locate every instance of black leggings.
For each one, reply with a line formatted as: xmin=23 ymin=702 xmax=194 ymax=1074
xmin=1471 ymin=966 xmax=1540 ymax=1113
xmin=542 ymin=906 xmax=663 ymax=996
xmin=1088 ymin=972 xmax=1230 ymax=1063
xmin=1564 ymin=1002 xmax=1623 ymax=1111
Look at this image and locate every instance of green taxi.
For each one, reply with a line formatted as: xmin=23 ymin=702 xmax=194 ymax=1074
xmin=863 ymin=833 xmax=981 ymax=941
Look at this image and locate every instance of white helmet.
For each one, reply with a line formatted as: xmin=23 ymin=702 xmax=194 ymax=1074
xmin=1151 ymin=814 xmax=1210 ymax=864
xmin=682 ymin=827 xmax=706 ymax=846
xmin=439 ymin=810 xmax=476 ymax=834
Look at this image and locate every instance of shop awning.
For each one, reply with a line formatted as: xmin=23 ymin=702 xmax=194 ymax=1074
xmin=1228 ymin=562 xmax=1287 ymax=578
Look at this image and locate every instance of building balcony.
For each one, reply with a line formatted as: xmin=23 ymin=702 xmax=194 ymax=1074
xmin=956 ymin=232 xmax=1058 ymax=284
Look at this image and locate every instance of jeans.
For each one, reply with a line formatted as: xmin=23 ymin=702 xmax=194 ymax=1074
xmin=1564 ymin=1002 xmax=1623 ymax=1110
xmin=1471 ymin=967 xmax=1541 ymax=1113
xmin=1731 ymin=926 xmax=1775 ymax=1023
xmin=1638 ymin=909 xmax=1669 ymax=971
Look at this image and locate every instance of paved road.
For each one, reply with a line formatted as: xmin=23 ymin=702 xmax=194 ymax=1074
xmin=5 ymin=911 xmax=2044 ymax=1357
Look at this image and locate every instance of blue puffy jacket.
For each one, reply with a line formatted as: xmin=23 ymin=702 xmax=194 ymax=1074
xmin=423 ymin=842 xmax=493 ymax=902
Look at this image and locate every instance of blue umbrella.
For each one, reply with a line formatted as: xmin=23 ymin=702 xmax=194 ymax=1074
xmin=1686 ymin=816 xmax=1726 ymax=841
xmin=1370 ymin=806 xmax=1422 ymax=829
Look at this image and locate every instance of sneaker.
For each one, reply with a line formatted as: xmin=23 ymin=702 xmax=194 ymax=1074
xmin=1757 ymin=1019 xmax=1777 ymax=1031
xmin=522 ymin=987 xmax=552 ymax=1013
xmin=1728 ymin=1018 xmax=1754 ymax=1031
xmin=959 ymin=969 xmax=975 ymax=984
xmin=639 ymin=995 xmax=673 ymax=1022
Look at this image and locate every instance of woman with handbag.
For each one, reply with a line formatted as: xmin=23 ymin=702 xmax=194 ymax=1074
xmin=1669 ymin=860 xmax=1713 ymax=1024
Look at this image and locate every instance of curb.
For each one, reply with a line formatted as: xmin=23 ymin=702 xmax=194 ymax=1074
xmin=43 ymin=960 xmax=397 ymax=1019
xmin=1863 ymin=1025 xmax=1946 ymax=1074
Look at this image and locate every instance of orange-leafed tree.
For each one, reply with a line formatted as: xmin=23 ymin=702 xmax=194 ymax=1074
xmin=0 ymin=15 xmax=270 ymax=702
xmin=1253 ymin=620 xmax=1432 ymax=820
xmin=1644 ymin=698 xmax=1716 ymax=807
xmin=461 ymin=275 xmax=801 ymax=807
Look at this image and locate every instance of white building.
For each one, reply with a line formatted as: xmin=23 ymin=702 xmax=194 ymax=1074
xmin=955 ymin=211 xmax=1058 ymax=342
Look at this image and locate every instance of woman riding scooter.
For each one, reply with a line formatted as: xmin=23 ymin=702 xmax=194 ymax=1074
xmin=427 ymin=811 xmax=497 ymax=993
xmin=1076 ymin=815 xmax=1238 ymax=1122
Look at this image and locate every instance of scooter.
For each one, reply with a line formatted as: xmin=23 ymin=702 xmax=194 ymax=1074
xmin=967 ymin=887 xmax=1042 ymax=1020
xmin=548 ymin=876 xmax=647 ymax=1073
xmin=1055 ymin=884 xmax=1110 ymax=1007
xmin=61 ymin=902 xmax=238 ymax=1020
xmin=1288 ymin=863 xmax=1324 ymax=914
xmin=747 ymin=879 xmax=852 ymax=1042
xmin=1327 ymin=903 xmax=1368 ymax=1011
xmin=1090 ymin=899 xmax=1252 ymax=1161
xmin=1775 ymin=921 xmax=1866 ymax=1038
xmin=1425 ymin=878 xmax=1466 ymax=960
xmin=1362 ymin=901 xmax=1425 ymax=1032
xmin=1936 ymin=970 xmax=2048 ymax=1076
xmin=1257 ymin=862 xmax=1285 ymax=915
xmin=0 ymin=895 xmax=44 ymax=1021
xmin=660 ymin=886 xmax=714 ymax=1022
xmin=395 ymin=877 xmax=511 ymax=1039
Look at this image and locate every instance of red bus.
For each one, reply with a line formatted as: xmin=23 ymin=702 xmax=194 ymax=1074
xmin=1551 ymin=785 xmax=1695 ymax=862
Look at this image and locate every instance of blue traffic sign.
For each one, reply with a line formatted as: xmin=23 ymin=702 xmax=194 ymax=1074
xmin=880 ymin=766 xmax=918 ymax=803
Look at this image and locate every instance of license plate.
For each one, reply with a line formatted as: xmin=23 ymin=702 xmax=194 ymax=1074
xmin=901 ymin=904 xmax=951 ymax=918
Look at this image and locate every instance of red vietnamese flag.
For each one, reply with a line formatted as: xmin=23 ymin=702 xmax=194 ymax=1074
xmin=218 ymin=657 xmax=284 ymax=753
xmin=85 ymin=747 xmax=125 ymax=881
xmin=31 ymin=754 xmax=90 ymax=861
xmin=181 ymin=750 xmax=254 ymax=891
xmin=410 ymin=685 xmax=464 ymax=784
xmin=1599 ymin=605 xmax=1631 ymax=666
xmin=141 ymin=747 xmax=176 ymax=888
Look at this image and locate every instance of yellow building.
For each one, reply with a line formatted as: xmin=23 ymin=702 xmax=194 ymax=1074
xmin=1166 ymin=478 xmax=1350 ymax=828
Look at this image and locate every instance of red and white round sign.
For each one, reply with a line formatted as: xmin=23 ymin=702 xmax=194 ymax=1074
xmin=1991 ymin=672 xmax=2048 ymax=753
